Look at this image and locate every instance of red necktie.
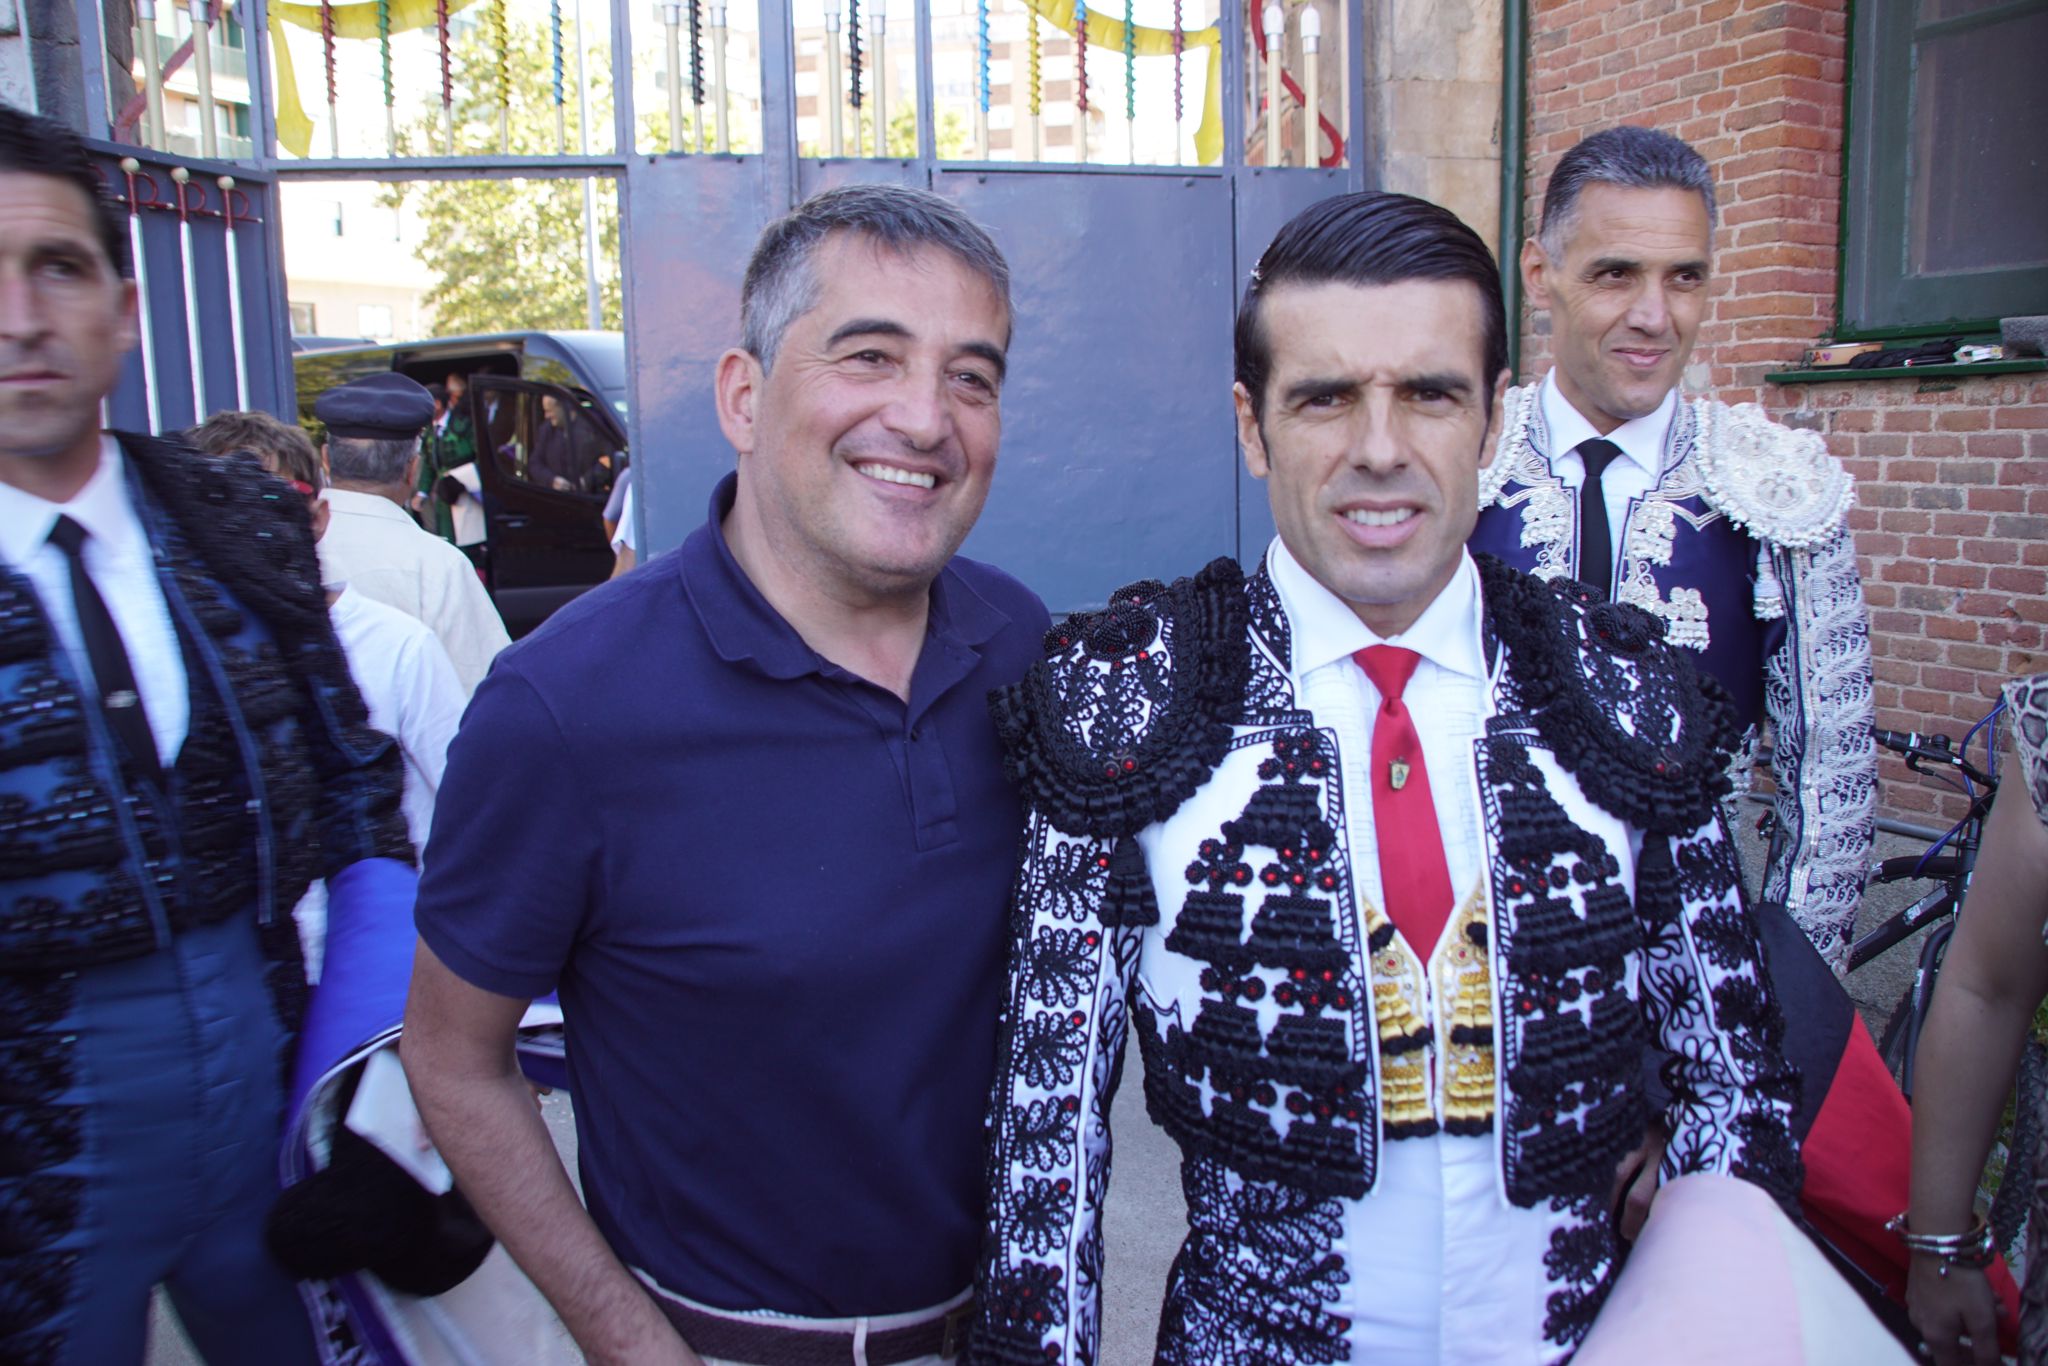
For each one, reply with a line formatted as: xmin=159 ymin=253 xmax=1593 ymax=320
xmin=1355 ymin=645 xmax=1455 ymax=954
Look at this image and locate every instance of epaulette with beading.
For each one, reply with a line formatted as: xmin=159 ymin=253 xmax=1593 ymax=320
xmin=1479 ymin=554 xmax=1738 ymax=835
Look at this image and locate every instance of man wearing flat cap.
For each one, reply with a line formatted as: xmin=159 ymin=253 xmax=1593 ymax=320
xmin=316 ymin=372 xmax=510 ymax=694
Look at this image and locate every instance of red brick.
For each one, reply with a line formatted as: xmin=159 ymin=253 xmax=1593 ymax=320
xmin=1990 ymin=567 xmax=2048 ymax=596
xmin=1931 ymin=561 xmax=1988 ymax=589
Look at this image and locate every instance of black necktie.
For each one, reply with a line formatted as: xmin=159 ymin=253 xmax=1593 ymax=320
xmin=47 ymin=515 xmax=162 ymax=787
xmin=1574 ymin=438 xmax=1623 ymax=600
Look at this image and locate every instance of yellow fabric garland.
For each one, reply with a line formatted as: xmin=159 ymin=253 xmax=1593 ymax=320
xmin=268 ymin=0 xmax=483 ymax=156
xmin=1014 ymin=0 xmax=1222 ymax=164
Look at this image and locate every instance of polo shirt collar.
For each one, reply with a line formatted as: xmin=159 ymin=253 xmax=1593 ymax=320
xmin=1539 ymin=370 xmax=1675 ymax=478
xmin=680 ymin=471 xmax=1011 ymax=682
xmin=0 ymin=435 xmax=136 ymax=568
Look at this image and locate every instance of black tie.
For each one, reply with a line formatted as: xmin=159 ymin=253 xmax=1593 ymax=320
xmin=47 ymin=515 xmax=162 ymax=787
xmin=1574 ymin=438 xmax=1623 ymax=600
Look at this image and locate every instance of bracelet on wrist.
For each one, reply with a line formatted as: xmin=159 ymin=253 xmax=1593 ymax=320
xmin=1886 ymin=1211 xmax=1995 ymax=1273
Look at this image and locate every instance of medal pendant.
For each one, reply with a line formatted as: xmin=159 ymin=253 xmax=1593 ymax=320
xmin=1390 ymin=759 xmax=1410 ymax=792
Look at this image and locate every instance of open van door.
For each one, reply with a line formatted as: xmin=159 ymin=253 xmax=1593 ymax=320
xmin=465 ymin=376 xmax=628 ymax=636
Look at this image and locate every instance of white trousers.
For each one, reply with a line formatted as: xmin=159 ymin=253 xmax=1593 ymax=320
xmin=1338 ymin=1133 xmax=1573 ymax=1365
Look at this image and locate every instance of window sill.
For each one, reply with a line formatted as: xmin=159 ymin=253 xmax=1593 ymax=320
xmin=1765 ymin=358 xmax=2048 ymax=385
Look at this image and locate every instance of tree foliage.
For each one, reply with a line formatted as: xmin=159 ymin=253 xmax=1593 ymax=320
xmin=383 ymin=19 xmax=627 ymax=334
xmin=388 ymin=21 xmax=972 ymax=336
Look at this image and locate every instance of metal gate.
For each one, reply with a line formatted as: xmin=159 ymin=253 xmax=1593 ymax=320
xmin=61 ymin=0 xmax=1368 ymax=612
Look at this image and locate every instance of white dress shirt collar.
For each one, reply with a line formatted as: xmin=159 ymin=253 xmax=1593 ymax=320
xmin=1266 ymin=536 xmax=1488 ymax=687
xmin=1539 ymin=371 xmax=1675 ymax=478
xmin=0 ymin=436 xmax=137 ymax=566
xmin=322 ymin=485 xmax=417 ymax=524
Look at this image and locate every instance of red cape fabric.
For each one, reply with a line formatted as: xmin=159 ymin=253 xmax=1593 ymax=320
xmin=1802 ymin=1015 xmax=2021 ymax=1352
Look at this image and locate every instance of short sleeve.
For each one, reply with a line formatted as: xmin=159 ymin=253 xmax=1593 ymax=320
xmin=2003 ymin=673 xmax=2048 ymax=827
xmin=413 ymin=662 xmax=598 ymax=999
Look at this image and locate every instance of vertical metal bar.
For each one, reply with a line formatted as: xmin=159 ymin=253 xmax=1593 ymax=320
xmin=1345 ymin=0 xmax=1366 ymax=186
xmin=712 ymin=2 xmax=730 ymax=152
xmin=170 ymin=167 xmax=207 ymax=421
xmin=872 ymin=7 xmax=886 ymax=158
xmin=1253 ymin=0 xmax=1269 ymax=166
xmin=1218 ymin=0 xmax=1244 ymax=169
xmin=1237 ymin=0 xmax=1254 ymax=169
xmin=912 ymin=0 xmax=934 ymax=163
xmin=602 ymin=0 xmax=634 ymax=156
xmin=665 ymin=2 xmax=687 ymax=151
xmin=74 ymin=0 xmax=115 ymax=140
xmin=576 ymin=0 xmax=602 ymax=324
xmin=1301 ymin=6 xmax=1319 ymax=168
xmin=245 ymin=0 xmax=281 ymax=166
xmin=825 ymin=7 xmax=843 ymax=156
xmin=119 ymin=159 xmax=162 ymax=432
xmin=758 ymin=0 xmax=800 ymax=207
xmin=217 ymin=177 xmax=250 ymax=409
xmin=1499 ymin=0 xmax=1526 ymax=374
xmin=191 ymin=0 xmax=220 ymax=157
xmin=137 ymin=0 xmax=167 ymax=147
xmin=1336 ymin=0 xmax=1350 ymax=170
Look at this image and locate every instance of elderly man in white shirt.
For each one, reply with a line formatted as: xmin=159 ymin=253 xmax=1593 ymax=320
xmin=313 ymin=372 xmax=510 ymax=693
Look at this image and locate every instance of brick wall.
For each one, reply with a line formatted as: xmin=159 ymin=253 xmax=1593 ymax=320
xmin=1519 ymin=0 xmax=2048 ymax=821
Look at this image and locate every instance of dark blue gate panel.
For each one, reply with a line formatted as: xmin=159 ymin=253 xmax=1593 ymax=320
xmin=1229 ymin=166 xmax=1352 ymax=566
xmin=938 ymin=169 xmax=1237 ymax=614
xmin=621 ymin=155 xmax=774 ymax=552
xmin=94 ymin=146 xmax=293 ymax=434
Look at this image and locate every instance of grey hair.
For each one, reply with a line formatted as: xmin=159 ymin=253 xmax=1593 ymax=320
xmin=1538 ymin=126 xmax=1717 ymax=259
xmin=740 ymin=183 xmax=1012 ymax=371
xmin=326 ymin=434 xmax=421 ymax=486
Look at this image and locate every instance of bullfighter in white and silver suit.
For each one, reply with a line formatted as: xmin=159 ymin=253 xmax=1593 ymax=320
xmin=1471 ymin=126 xmax=1876 ymax=971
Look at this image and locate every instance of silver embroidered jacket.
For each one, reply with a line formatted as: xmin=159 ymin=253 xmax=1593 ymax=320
xmin=1471 ymin=382 xmax=1877 ymax=969
xmin=968 ymin=556 xmax=1803 ymax=1366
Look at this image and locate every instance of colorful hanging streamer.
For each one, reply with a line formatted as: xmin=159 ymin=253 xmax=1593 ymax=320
xmin=1171 ymin=0 xmax=1183 ymax=126
xmin=1073 ymin=1 xmax=1087 ymax=116
xmin=847 ymin=0 xmax=863 ymax=109
xmin=376 ymin=0 xmax=394 ymax=119
xmin=436 ymin=0 xmax=453 ymax=114
xmin=548 ymin=0 xmax=564 ymax=111
xmin=1121 ymin=0 xmax=1134 ymax=122
xmin=976 ymin=0 xmax=990 ymax=115
xmin=686 ymin=0 xmax=704 ymax=107
xmin=1027 ymin=10 xmax=1041 ymax=117
xmin=318 ymin=0 xmax=338 ymax=115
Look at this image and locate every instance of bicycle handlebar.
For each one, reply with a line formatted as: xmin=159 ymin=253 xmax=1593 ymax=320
xmin=1875 ymin=727 xmax=1997 ymax=791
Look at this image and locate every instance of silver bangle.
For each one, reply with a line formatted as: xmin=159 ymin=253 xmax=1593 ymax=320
xmin=1886 ymin=1211 xmax=1995 ymax=1269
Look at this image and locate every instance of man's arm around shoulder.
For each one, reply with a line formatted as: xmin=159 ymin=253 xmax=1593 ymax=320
xmin=400 ymin=942 xmax=700 ymax=1366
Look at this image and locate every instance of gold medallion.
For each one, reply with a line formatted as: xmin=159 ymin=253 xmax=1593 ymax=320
xmin=1390 ymin=758 xmax=1411 ymax=791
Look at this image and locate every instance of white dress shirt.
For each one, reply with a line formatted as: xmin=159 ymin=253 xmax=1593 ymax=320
xmin=1141 ymin=542 xmax=1569 ymax=1363
xmin=317 ymin=486 xmax=509 ymax=695
xmin=295 ymin=584 xmax=467 ymax=979
xmin=1268 ymin=538 xmax=1492 ymax=926
xmin=1539 ymin=372 xmax=1675 ymax=590
xmin=328 ymin=585 xmax=465 ymax=850
xmin=0 ymin=437 xmax=189 ymax=764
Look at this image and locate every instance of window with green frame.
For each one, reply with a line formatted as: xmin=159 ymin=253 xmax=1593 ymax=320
xmin=1840 ymin=0 xmax=2048 ymax=338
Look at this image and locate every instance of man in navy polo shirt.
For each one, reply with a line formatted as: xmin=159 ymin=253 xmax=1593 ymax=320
xmin=401 ymin=184 xmax=1048 ymax=1366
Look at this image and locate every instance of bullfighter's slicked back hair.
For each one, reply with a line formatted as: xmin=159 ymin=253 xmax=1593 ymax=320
xmin=1234 ymin=190 xmax=1507 ymax=425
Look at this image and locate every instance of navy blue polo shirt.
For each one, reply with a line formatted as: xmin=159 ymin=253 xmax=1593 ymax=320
xmin=414 ymin=473 xmax=1050 ymax=1315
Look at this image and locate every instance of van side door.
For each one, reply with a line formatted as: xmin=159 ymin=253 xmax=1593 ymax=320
xmin=465 ymin=376 xmax=629 ymax=636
